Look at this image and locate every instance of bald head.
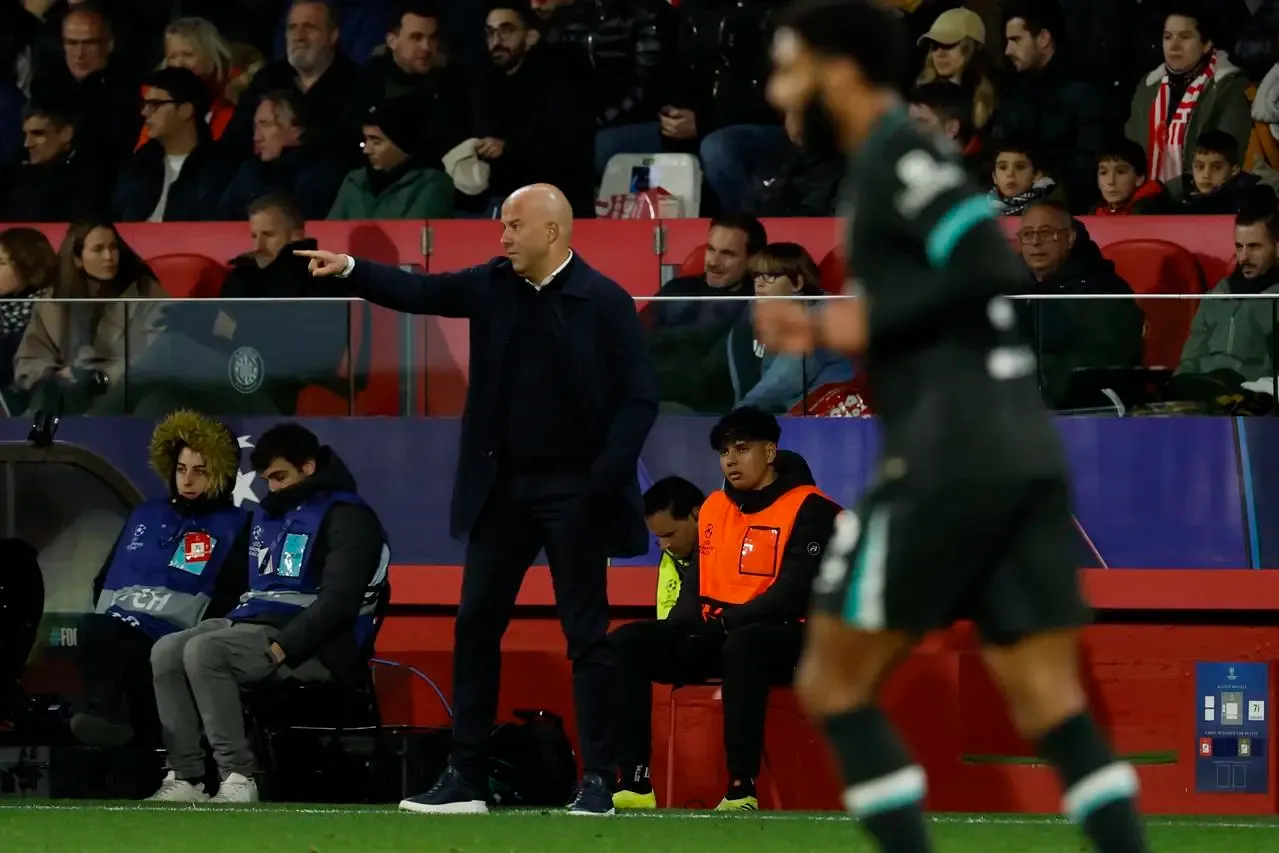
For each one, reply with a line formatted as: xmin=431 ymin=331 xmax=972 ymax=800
xmin=500 ymin=183 xmax=574 ymax=280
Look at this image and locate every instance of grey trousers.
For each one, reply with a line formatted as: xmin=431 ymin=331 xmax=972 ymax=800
xmin=150 ymin=619 xmax=330 ymax=780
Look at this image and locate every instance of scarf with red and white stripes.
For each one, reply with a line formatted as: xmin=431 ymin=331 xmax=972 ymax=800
xmin=1149 ymin=52 xmax=1217 ymax=182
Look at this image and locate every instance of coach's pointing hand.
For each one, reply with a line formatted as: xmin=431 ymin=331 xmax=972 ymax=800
xmin=293 ymin=249 xmax=350 ymax=277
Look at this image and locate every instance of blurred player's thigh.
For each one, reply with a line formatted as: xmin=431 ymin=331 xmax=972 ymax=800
xmin=811 ymin=476 xmax=1017 ymax=638
xmin=965 ymin=477 xmax=1090 ymax=648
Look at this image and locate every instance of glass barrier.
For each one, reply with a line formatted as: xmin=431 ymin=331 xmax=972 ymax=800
xmin=2 ymin=292 xmax=1273 ymax=419
xmin=634 ymin=291 xmax=1279 ymax=417
xmin=0 ymin=296 xmax=407 ymax=417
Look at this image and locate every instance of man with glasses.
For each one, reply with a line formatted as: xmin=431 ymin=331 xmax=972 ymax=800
xmin=474 ymin=1 xmax=594 ymax=215
xmin=109 ymin=67 xmax=233 ymax=223
xmin=1014 ymin=199 xmax=1144 ymax=408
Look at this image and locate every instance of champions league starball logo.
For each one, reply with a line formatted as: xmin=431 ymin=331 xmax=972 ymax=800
xmin=233 ymin=435 xmax=262 ymax=507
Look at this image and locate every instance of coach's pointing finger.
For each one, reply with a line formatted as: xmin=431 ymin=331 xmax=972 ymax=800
xmin=293 ymin=249 xmax=351 ymax=277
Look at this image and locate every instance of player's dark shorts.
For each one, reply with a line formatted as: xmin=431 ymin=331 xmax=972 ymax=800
xmin=810 ymin=472 xmax=1090 ymax=646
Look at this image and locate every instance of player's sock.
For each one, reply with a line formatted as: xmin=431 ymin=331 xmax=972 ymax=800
xmin=725 ymin=776 xmax=756 ymax=800
xmin=1038 ymin=712 xmax=1148 ymax=852
xmin=619 ymin=764 xmax=652 ymax=795
xmin=824 ymin=707 xmax=934 ymax=852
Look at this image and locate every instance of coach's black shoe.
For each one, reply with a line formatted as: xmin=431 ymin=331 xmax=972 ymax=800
xmin=399 ymin=766 xmax=490 ymax=814
xmin=566 ymin=772 xmax=615 ymax=816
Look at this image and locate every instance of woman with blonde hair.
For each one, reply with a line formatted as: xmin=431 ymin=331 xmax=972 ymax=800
xmin=13 ymin=220 xmax=166 ymax=414
xmin=136 ymin=17 xmax=263 ymax=147
xmin=728 ymin=242 xmax=853 ymax=413
xmin=916 ymin=7 xmax=999 ymax=131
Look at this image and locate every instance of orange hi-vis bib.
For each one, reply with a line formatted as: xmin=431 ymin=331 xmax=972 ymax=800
xmin=697 ymin=485 xmax=825 ymax=608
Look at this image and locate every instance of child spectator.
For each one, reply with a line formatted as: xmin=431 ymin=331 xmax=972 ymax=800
xmin=1170 ymin=129 xmax=1276 ymax=214
xmin=989 ymin=142 xmax=1058 ymax=215
xmin=1093 ymin=139 xmax=1167 ymax=215
xmin=726 ymin=243 xmax=853 ymax=414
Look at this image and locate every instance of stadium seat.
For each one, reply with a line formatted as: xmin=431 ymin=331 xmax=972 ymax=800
xmin=679 ymin=244 xmax=708 ymax=279
xmin=664 ymin=682 xmax=784 ymax=809
xmin=1099 ymin=239 xmax=1206 ymax=370
xmin=817 ymin=246 xmax=846 ymax=295
xmin=146 ymin=254 xmax=229 ymax=299
xmin=598 ymin=153 xmax=703 ymax=218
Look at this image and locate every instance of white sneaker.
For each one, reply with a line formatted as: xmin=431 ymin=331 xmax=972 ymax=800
xmin=208 ymin=772 xmax=260 ymax=804
xmin=147 ymin=771 xmax=209 ymax=803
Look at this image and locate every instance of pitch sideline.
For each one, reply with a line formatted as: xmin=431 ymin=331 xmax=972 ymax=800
xmin=0 ymin=803 xmax=1275 ymax=830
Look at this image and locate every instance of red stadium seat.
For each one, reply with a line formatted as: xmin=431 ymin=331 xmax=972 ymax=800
xmin=817 ymin=246 xmax=846 ymax=295
xmin=146 ymin=253 xmax=229 ymax=299
xmin=1099 ymin=239 xmax=1206 ymax=370
xmin=678 ymin=244 xmax=707 ymax=278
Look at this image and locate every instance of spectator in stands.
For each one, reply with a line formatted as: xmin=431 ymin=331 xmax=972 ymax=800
xmin=1167 ymin=129 xmax=1277 ymax=214
xmin=1093 ymin=138 xmax=1169 ymax=216
xmin=610 ymin=408 xmax=839 ymax=812
xmin=171 ymin=0 xmax=284 ymax=59
xmin=993 ymin=0 xmax=1115 ymax=213
xmin=648 ymin=215 xmax=765 ymax=331
xmin=741 ymin=109 xmax=842 ymax=218
xmin=134 ymin=17 xmax=254 ymax=148
xmin=144 ymin=194 xmax=346 ymax=415
xmin=355 ymin=1 xmax=470 ymax=168
xmin=72 ymin=410 xmax=247 ymax=748
xmin=535 ymin=0 xmax=675 ymax=178
xmin=1013 ymin=200 xmax=1145 ymax=409
xmin=727 ymin=243 xmax=853 ymax=414
xmin=110 ymin=67 xmax=233 ymax=223
xmin=908 ymin=80 xmax=982 ymax=180
xmin=989 ymin=141 xmax=1060 ymax=215
xmin=0 ymin=101 xmax=112 ymax=222
xmin=648 ymin=215 xmax=766 ymax=413
xmin=270 ymin=0 xmax=393 ymax=65
xmin=26 ymin=0 xmax=166 ymax=84
xmin=214 ymin=195 xmax=348 ymax=413
xmin=474 ymin=1 xmax=595 ymax=216
xmin=0 ymin=227 xmax=56 ymax=414
xmin=147 ymin=422 xmax=389 ymax=804
xmin=1247 ymin=62 xmax=1279 ymax=178
xmin=1176 ymin=206 xmax=1279 ymax=386
xmin=1127 ymin=5 xmax=1252 ymax=190
xmin=642 ymin=475 xmax=705 ymax=620
xmin=327 ymin=101 xmax=454 ymax=219
xmin=217 ymin=89 xmax=346 ymax=221
xmin=914 ymin=8 xmax=998 ymax=132
xmin=663 ymin=0 xmax=785 ymax=214
xmin=13 ymin=220 xmax=166 ymax=416
xmin=222 ymin=0 xmax=362 ymax=163
xmin=29 ymin=5 xmax=141 ymax=164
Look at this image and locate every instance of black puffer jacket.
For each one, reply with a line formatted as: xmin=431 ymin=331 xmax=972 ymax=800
xmin=743 ymin=146 xmax=843 ymax=217
xmin=543 ymin=0 xmax=675 ymax=127
xmin=989 ymin=55 xmax=1120 ymax=214
xmin=667 ymin=0 xmax=783 ymax=134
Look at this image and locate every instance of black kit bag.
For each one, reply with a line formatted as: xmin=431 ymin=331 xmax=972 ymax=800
xmin=486 ymin=709 xmax=578 ymax=807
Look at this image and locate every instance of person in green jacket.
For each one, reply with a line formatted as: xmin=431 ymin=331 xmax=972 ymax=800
xmin=327 ymin=100 xmax=454 ymax=220
xmin=1177 ymin=207 xmax=1279 ymax=383
xmin=642 ymin=476 xmax=705 ymax=619
xmin=1125 ymin=11 xmax=1251 ymax=188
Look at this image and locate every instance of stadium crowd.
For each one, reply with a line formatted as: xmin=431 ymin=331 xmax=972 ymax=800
xmin=1 ymin=0 xmax=1279 ymax=417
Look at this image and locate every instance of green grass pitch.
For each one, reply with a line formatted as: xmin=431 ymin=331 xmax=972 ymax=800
xmin=2 ymin=804 xmax=1279 ymax=852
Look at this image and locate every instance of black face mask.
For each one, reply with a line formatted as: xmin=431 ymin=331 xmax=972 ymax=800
xmin=800 ymin=96 xmax=841 ymax=160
